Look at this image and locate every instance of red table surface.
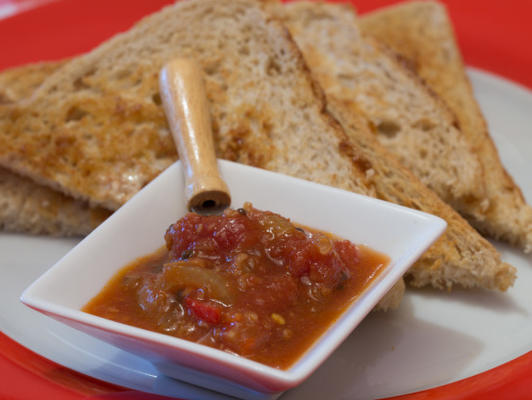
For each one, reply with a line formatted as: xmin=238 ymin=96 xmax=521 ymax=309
xmin=1 ymin=0 xmax=531 ymax=399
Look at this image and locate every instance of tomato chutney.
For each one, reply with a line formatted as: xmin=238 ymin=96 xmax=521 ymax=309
xmin=84 ymin=203 xmax=389 ymax=369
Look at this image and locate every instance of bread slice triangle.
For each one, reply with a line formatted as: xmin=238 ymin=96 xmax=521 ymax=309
xmin=360 ymin=0 xmax=532 ymax=253
xmin=277 ymin=1 xmax=515 ymax=290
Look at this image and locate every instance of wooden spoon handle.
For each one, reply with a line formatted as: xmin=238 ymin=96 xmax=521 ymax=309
xmin=159 ymin=58 xmax=231 ymax=214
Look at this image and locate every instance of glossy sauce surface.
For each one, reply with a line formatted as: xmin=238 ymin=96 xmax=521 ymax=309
xmin=84 ymin=203 xmax=389 ymax=369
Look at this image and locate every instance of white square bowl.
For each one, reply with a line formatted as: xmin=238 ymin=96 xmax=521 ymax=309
xmin=21 ymin=160 xmax=446 ymax=400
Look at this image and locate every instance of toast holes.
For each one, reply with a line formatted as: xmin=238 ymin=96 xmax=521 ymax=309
xmin=337 ymin=73 xmax=356 ymax=88
xmin=152 ymin=93 xmax=162 ymax=105
xmin=376 ymin=119 xmax=400 ymax=138
xmin=65 ymin=106 xmax=88 ymax=122
xmin=0 ymin=93 xmax=12 ymax=105
xmin=414 ymin=118 xmax=436 ymax=131
xmin=266 ymin=57 xmax=281 ymax=76
xmin=73 ymin=77 xmax=90 ymax=90
xmin=113 ymin=69 xmax=132 ymax=80
xmin=353 ymin=156 xmax=373 ymax=175
xmin=204 ymin=61 xmax=221 ymax=75
xmin=419 ymin=148 xmax=428 ymax=159
xmin=155 ymin=149 xmax=173 ymax=160
xmin=83 ymin=68 xmax=96 ymax=78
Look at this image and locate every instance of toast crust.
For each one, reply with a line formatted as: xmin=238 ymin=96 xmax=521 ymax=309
xmin=0 ymin=166 xmax=110 ymax=236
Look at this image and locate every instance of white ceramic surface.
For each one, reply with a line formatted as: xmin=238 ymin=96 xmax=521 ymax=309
xmin=20 ymin=159 xmax=444 ymax=399
xmin=1 ymin=68 xmax=531 ymax=399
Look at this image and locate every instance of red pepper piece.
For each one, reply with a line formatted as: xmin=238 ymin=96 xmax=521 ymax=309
xmin=185 ymin=297 xmax=221 ymax=324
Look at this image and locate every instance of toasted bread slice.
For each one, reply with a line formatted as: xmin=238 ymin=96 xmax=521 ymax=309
xmin=276 ymin=1 xmax=515 ymax=291
xmin=360 ymin=1 xmax=532 ymax=252
xmin=280 ymin=1 xmax=488 ymax=222
xmin=0 ymin=61 xmax=109 ymax=236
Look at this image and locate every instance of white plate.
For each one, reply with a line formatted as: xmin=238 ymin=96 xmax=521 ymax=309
xmin=1 ymin=68 xmax=531 ymax=399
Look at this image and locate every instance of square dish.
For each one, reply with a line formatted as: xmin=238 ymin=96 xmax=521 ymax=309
xmin=21 ymin=159 xmax=446 ymax=399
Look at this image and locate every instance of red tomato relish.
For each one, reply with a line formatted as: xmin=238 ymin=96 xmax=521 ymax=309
xmin=84 ymin=203 xmax=389 ymax=369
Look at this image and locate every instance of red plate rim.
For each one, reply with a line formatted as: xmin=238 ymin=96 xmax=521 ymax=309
xmin=1 ymin=0 xmax=532 ymax=399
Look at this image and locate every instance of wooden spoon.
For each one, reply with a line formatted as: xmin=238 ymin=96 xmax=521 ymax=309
xmin=159 ymin=58 xmax=231 ymax=215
